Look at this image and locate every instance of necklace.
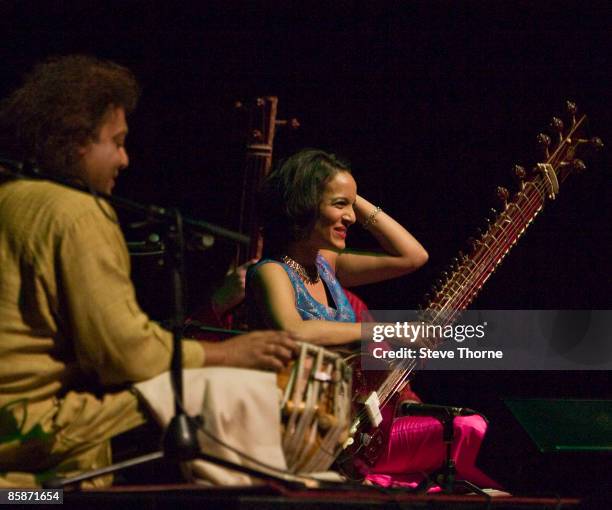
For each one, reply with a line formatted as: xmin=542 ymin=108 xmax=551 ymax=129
xmin=281 ymin=255 xmax=320 ymax=285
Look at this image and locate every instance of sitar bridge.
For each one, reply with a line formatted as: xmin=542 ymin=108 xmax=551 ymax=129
xmin=362 ymin=391 xmax=383 ymax=427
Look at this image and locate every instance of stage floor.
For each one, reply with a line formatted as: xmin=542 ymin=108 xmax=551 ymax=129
xmin=58 ymin=483 xmax=586 ymax=510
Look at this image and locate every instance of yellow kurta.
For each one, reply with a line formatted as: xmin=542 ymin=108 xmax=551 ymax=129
xmin=0 ymin=179 xmax=204 ymax=486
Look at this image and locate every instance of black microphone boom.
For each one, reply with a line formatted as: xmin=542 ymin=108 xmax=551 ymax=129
xmin=0 ymin=155 xmax=249 ymax=246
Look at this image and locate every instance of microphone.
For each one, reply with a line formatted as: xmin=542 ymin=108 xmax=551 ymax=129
xmin=188 ymin=232 xmax=215 ymax=251
xmin=127 ymin=233 xmax=165 ymax=256
xmin=399 ymin=402 xmax=478 ymax=418
xmin=127 ymin=232 xmax=215 ymax=256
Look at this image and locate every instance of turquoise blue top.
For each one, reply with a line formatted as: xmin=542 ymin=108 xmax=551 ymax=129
xmin=247 ymin=254 xmax=356 ymax=325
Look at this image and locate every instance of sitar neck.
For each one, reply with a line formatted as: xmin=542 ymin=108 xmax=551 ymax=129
xmin=373 ymin=104 xmax=600 ymax=410
xmin=424 ymin=114 xmax=587 ymax=320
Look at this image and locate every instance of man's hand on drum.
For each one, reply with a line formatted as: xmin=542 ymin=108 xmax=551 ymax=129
xmin=201 ymin=331 xmax=299 ymax=371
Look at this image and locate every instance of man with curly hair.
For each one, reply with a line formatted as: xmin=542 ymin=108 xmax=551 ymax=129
xmin=0 ymin=56 xmax=295 ymax=487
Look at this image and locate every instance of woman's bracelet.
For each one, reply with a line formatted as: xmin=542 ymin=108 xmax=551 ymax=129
xmin=362 ymin=206 xmax=382 ymax=230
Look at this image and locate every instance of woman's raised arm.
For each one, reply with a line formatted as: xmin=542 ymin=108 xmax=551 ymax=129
xmin=323 ymin=194 xmax=428 ymax=287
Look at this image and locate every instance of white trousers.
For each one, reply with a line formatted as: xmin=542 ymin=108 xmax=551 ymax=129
xmin=134 ymin=367 xmax=287 ymax=485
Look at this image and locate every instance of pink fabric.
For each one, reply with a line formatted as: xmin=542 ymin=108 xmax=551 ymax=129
xmin=366 ymin=414 xmax=502 ymax=489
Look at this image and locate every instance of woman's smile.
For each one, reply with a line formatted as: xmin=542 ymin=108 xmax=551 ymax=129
xmin=308 ymin=171 xmax=357 ymax=250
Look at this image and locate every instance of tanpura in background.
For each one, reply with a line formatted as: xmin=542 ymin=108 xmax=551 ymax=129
xmin=187 ymin=97 xmax=298 ymax=333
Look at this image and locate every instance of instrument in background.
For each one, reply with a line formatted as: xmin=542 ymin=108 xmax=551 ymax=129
xmin=234 ymin=97 xmax=299 ymax=266
xmin=279 ymin=342 xmax=352 ymax=473
xmin=222 ymin=97 xmax=298 ymax=331
xmin=337 ymin=101 xmax=603 ymax=479
xmin=184 ymin=98 xmax=298 ymax=337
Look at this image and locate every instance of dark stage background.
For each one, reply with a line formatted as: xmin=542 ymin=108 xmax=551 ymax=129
xmin=1 ymin=2 xmax=610 ymax=411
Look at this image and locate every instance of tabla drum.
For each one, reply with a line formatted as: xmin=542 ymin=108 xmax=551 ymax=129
xmin=277 ymin=342 xmax=352 ymax=473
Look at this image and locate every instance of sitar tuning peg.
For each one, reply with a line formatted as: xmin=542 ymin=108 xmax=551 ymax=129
xmin=514 ymin=165 xmax=526 ymax=179
xmin=572 ymin=159 xmax=587 ymax=173
xmin=590 ymin=137 xmax=604 ymax=151
xmin=496 ymin=186 xmax=510 ymax=208
xmin=566 ymin=100 xmax=577 ymax=125
xmin=513 ymin=165 xmax=526 ymax=191
xmin=537 ymin=133 xmax=552 ymax=158
xmin=550 ymin=117 xmax=564 ymax=143
xmin=550 ymin=116 xmax=564 ymax=132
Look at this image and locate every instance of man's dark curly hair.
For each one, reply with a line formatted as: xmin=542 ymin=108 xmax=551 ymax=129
xmin=0 ymin=55 xmax=139 ymax=177
xmin=259 ymin=149 xmax=351 ymax=256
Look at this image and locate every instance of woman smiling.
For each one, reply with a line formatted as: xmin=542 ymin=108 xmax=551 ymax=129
xmin=246 ymin=149 xmax=500 ymax=489
xmin=248 ymin=148 xmax=428 ymax=345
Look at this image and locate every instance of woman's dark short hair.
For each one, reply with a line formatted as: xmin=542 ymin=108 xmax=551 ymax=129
xmin=259 ymin=149 xmax=351 ymax=254
xmin=0 ymin=54 xmax=139 ymax=177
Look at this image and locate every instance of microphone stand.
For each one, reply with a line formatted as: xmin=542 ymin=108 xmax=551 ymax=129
xmin=399 ymin=404 xmax=488 ymax=496
xmin=0 ymin=158 xmax=318 ymax=489
xmin=161 ymin=206 xmax=200 ymax=461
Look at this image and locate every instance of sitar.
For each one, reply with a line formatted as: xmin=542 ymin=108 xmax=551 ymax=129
xmin=336 ymin=101 xmax=603 ymax=479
